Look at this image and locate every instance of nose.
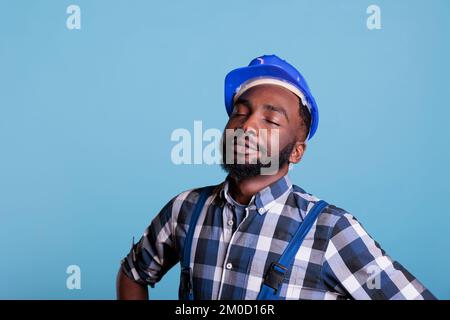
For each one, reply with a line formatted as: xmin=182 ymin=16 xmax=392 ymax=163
xmin=238 ymin=115 xmax=260 ymax=149
xmin=240 ymin=114 xmax=259 ymax=136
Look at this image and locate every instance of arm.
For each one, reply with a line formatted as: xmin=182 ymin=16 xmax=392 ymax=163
xmin=116 ymin=195 xmax=180 ymax=299
xmin=116 ymin=267 xmax=148 ymax=300
xmin=322 ymin=212 xmax=436 ymax=300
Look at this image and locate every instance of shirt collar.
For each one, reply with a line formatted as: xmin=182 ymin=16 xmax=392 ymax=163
xmin=219 ymin=174 xmax=293 ymax=215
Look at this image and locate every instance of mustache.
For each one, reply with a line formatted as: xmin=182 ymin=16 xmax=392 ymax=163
xmin=225 ymin=132 xmax=270 ymax=154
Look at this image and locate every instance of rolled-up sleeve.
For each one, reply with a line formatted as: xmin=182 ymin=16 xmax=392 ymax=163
xmin=120 ymin=196 xmax=179 ymax=288
xmin=322 ymin=212 xmax=437 ymax=300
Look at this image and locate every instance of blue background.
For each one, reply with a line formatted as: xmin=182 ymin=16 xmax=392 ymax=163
xmin=0 ymin=0 xmax=449 ymax=299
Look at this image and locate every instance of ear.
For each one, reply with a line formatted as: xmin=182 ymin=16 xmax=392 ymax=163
xmin=289 ymin=141 xmax=307 ymax=164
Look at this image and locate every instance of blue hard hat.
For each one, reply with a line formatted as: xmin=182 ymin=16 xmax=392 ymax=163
xmin=224 ymin=54 xmax=319 ymax=140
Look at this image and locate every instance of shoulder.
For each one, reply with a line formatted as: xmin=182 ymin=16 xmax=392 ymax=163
xmin=164 ymin=182 xmax=225 ymax=220
xmin=172 ymin=182 xmax=224 ymax=206
xmin=291 ymin=184 xmax=361 ymax=237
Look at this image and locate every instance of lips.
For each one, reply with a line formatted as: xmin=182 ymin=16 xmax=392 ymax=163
xmin=224 ymin=132 xmax=270 ymax=160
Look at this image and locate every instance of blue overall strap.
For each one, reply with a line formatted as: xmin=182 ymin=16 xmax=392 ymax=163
xmin=179 ymin=186 xmax=214 ymax=300
xmin=257 ymin=200 xmax=329 ymax=300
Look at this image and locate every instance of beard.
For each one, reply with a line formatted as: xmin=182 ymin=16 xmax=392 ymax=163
xmin=220 ymin=138 xmax=295 ymax=179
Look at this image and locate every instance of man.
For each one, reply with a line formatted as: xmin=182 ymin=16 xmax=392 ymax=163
xmin=116 ymin=55 xmax=436 ymax=300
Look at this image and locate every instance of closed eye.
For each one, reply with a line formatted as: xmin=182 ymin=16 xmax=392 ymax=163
xmin=265 ymin=119 xmax=280 ymax=126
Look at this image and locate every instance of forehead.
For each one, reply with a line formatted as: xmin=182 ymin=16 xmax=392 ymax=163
xmin=236 ymin=84 xmax=300 ymax=112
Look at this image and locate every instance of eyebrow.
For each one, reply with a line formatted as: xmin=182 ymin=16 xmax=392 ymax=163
xmin=234 ymin=98 xmax=290 ymax=122
xmin=234 ymin=97 xmax=252 ymax=109
xmin=263 ymin=104 xmax=289 ymax=122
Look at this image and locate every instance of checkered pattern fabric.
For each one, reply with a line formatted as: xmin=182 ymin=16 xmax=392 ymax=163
xmin=121 ymin=175 xmax=436 ymax=300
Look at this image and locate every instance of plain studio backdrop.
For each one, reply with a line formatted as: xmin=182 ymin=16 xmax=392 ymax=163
xmin=0 ymin=0 xmax=449 ymax=299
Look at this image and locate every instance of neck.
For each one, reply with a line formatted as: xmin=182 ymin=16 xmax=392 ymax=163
xmin=227 ymin=164 xmax=289 ymax=205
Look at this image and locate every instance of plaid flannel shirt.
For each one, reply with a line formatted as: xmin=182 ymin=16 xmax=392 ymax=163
xmin=121 ymin=174 xmax=436 ymax=300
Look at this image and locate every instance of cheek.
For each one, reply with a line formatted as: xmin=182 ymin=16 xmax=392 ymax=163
xmin=225 ymin=118 xmax=240 ymax=130
xmin=262 ymin=129 xmax=290 ymax=155
xmin=222 ymin=121 xmax=238 ymax=139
